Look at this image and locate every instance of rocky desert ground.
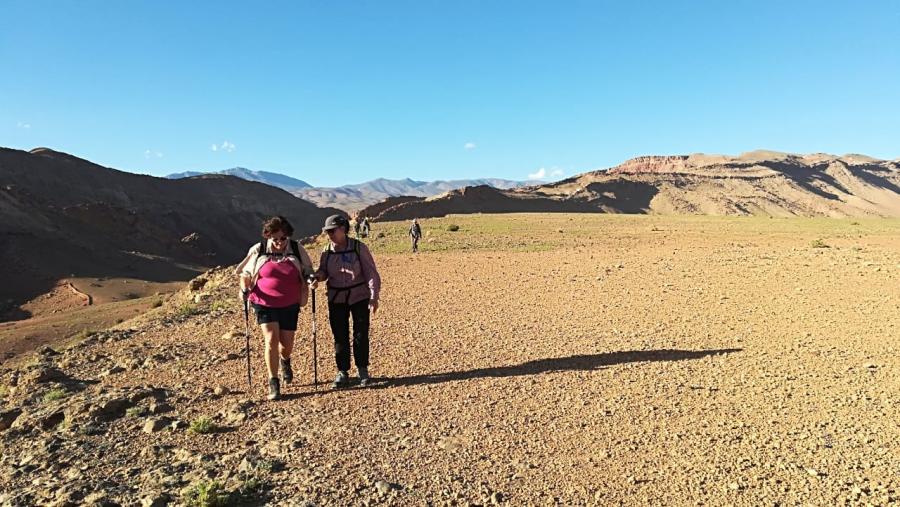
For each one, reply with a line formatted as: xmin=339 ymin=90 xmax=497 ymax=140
xmin=1 ymin=213 xmax=898 ymax=506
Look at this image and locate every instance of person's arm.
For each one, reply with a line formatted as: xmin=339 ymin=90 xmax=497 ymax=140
xmin=298 ymin=247 xmax=314 ymax=279
xmin=237 ymin=244 xmax=259 ymax=298
xmin=359 ymin=243 xmax=381 ymax=312
xmin=310 ymin=250 xmax=329 ymax=289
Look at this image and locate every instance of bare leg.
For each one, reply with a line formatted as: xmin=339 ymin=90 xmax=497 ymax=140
xmin=260 ymin=322 xmax=280 ymax=379
xmin=279 ymin=330 xmax=295 ymax=359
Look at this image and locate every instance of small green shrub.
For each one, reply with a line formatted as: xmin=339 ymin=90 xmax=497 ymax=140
xmin=238 ymin=476 xmax=265 ymax=496
xmin=447 ymin=224 xmax=460 ymax=232
xmin=810 ymin=239 xmax=829 ymax=248
xmin=189 ymin=416 xmax=217 ymax=434
xmin=176 ymin=303 xmax=198 ymax=318
xmin=182 ymin=480 xmax=230 ymax=507
xmin=209 ymin=300 xmax=227 ymax=313
xmin=151 ymin=299 xmax=164 ymax=308
xmin=126 ymin=407 xmax=145 ymax=418
xmin=43 ymin=388 xmax=67 ymax=403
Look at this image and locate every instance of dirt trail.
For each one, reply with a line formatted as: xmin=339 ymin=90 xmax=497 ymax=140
xmin=0 ymin=214 xmax=898 ymax=506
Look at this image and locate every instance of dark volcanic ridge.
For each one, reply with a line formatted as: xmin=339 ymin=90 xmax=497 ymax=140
xmin=0 ymin=147 xmax=340 ymax=308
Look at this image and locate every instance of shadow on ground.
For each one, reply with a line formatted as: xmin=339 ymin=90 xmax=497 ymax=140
xmin=377 ymin=348 xmax=742 ymax=388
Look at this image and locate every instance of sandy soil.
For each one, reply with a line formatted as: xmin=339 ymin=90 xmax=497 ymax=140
xmin=0 ymin=214 xmax=898 ymax=506
xmin=0 ymin=278 xmax=183 ymax=363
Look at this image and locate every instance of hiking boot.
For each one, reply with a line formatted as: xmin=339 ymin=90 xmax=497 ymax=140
xmin=280 ymin=357 xmax=293 ymax=384
xmin=358 ymin=367 xmax=371 ymax=387
xmin=332 ymin=371 xmax=350 ymax=389
xmin=268 ymin=377 xmax=281 ymax=401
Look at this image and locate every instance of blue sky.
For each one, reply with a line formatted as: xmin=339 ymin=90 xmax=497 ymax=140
xmin=2 ymin=1 xmax=899 ymax=187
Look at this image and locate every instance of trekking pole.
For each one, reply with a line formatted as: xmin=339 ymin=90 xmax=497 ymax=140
xmin=310 ymin=286 xmax=319 ymax=390
xmin=243 ymin=295 xmax=252 ymax=388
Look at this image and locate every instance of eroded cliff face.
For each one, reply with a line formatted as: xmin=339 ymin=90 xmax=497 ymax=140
xmin=363 ymin=152 xmax=900 ymax=222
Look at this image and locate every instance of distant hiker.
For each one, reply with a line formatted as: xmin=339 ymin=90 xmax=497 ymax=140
xmin=409 ymin=218 xmax=422 ymax=253
xmin=353 ymin=216 xmax=361 ymax=238
xmin=310 ymin=214 xmax=381 ymax=388
xmin=236 ymin=216 xmax=313 ymax=400
xmin=360 ymin=216 xmax=370 ymax=238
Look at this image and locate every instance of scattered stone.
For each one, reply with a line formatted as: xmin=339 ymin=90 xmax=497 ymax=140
xmin=99 ymin=365 xmax=125 ymax=377
xmin=22 ymin=366 xmax=70 ymax=385
xmin=91 ymin=397 xmax=132 ymax=422
xmin=437 ymin=436 xmax=464 ymax=453
xmin=374 ymin=480 xmax=397 ymax=496
xmin=188 ymin=277 xmax=208 ymax=292
xmin=140 ymin=493 xmax=169 ymax=507
xmin=40 ymin=410 xmax=66 ymax=431
xmin=0 ymin=408 xmax=22 ymax=431
xmin=143 ymin=418 xmax=169 ymax=433
xmin=148 ymin=401 xmax=173 ymax=415
xmin=38 ymin=346 xmax=61 ymax=357
xmin=82 ymin=491 xmax=116 ymax=506
xmin=213 ymin=385 xmax=229 ymax=397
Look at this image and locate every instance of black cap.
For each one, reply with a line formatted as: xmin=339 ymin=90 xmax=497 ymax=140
xmin=322 ymin=214 xmax=349 ymax=231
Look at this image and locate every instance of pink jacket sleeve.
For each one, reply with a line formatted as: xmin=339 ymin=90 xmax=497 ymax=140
xmin=359 ymin=243 xmax=381 ymax=302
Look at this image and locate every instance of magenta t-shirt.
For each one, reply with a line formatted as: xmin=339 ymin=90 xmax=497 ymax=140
xmin=248 ymin=260 xmax=300 ymax=308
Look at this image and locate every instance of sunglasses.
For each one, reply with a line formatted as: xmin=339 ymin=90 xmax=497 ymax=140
xmin=271 ymin=236 xmax=289 ymax=242
xmin=325 ymin=229 xmax=339 ymax=235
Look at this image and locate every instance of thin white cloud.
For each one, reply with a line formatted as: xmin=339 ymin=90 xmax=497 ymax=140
xmin=211 ymin=141 xmax=236 ymax=153
xmin=144 ymin=149 xmax=163 ymax=159
xmin=464 ymin=142 xmax=476 ymax=151
xmin=528 ymin=168 xmax=547 ymax=179
xmin=17 ymin=122 xmax=31 ymax=129
xmin=528 ymin=166 xmax=563 ymax=180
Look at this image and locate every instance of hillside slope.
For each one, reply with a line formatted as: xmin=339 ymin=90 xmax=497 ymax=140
xmin=0 ymin=147 xmax=339 ymax=310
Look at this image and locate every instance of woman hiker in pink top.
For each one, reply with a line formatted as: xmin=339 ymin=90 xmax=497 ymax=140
xmin=310 ymin=214 xmax=381 ymax=388
xmin=236 ymin=216 xmax=313 ymax=400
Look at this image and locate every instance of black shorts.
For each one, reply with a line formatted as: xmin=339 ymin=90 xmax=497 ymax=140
xmin=251 ymin=303 xmax=300 ymax=331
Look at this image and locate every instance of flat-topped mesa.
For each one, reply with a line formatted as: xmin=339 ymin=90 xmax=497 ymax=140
xmin=607 ymin=155 xmax=692 ymax=175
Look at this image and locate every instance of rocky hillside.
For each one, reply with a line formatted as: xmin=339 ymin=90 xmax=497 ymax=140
xmin=0 ymin=147 xmax=341 ymax=309
xmin=363 ymin=151 xmax=900 ymax=221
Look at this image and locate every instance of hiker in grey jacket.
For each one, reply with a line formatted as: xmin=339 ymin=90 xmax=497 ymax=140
xmin=408 ymin=218 xmax=422 ymax=253
xmin=310 ymin=214 xmax=381 ymax=388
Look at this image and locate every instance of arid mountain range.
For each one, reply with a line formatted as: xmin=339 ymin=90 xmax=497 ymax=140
xmin=0 ymin=147 xmax=340 ymax=309
xmin=359 ymin=151 xmax=900 ymax=221
xmin=167 ymin=170 xmax=533 ymax=211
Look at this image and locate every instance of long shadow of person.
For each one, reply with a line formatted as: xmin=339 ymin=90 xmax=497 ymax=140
xmin=372 ymin=348 xmax=741 ymax=389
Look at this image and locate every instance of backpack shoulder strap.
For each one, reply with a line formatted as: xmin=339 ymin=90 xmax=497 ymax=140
xmin=258 ymin=240 xmax=268 ymax=256
xmin=290 ymin=240 xmax=302 ymax=259
xmin=353 ymin=239 xmax=368 ymax=280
